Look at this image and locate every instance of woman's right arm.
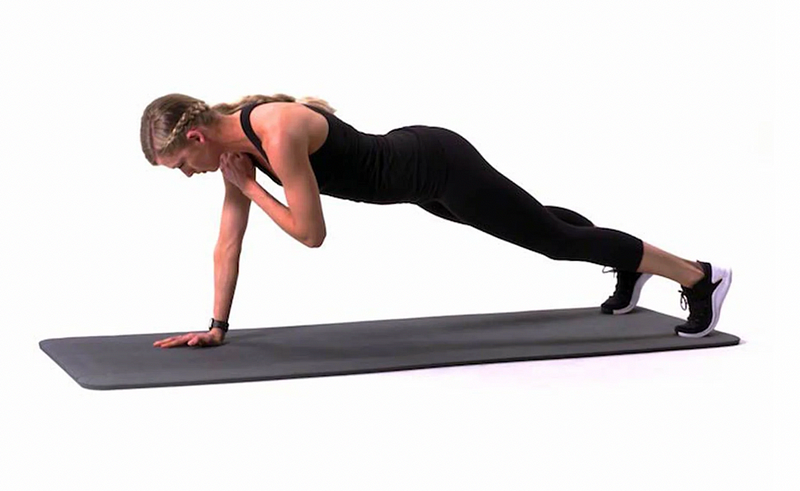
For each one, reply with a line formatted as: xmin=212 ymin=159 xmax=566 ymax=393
xmin=211 ymin=249 xmax=241 ymax=340
xmin=153 ymin=167 xmax=254 ymax=349
xmin=211 ymin=174 xmax=254 ymax=337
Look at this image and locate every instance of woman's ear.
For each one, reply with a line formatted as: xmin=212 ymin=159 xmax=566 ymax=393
xmin=186 ymin=128 xmax=207 ymax=143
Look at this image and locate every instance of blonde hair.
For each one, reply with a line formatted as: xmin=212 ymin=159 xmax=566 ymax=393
xmin=140 ymin=93 xmax=336 ymax=166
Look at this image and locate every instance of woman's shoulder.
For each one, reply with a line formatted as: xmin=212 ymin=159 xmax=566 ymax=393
xmin=249 ymin=101 xmax=329 ymax=154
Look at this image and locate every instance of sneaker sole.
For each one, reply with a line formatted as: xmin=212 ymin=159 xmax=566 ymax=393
xmin=609 ymin=273 xmax=653 ymax=315
xmin=677 ymin=264 xmax=733 ymax=338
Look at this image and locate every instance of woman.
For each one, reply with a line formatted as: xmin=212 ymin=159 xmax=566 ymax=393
xmin=141 ymin=93 xmax=732 ymax=348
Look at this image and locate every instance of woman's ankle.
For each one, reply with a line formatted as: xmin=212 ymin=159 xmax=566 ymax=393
xmin=682 ymin=261 xmax=706 ymax=288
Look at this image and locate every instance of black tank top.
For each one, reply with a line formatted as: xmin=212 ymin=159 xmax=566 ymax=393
xmin=239 ymin=102 xmax=447 ymax=204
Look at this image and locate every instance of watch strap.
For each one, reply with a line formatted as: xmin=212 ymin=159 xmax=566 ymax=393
xmin=209 ymin=318 xmax=230 ymax=333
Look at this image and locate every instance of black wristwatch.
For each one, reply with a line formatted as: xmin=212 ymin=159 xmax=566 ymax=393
xmin=208 ymin=317 xmax=230 ymax=333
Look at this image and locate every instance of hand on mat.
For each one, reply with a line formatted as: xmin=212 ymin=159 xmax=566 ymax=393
xmin=219 ymin=152 xmax=255 ymax=193
xmin=153 ymin=331 xmax=223 ymax=349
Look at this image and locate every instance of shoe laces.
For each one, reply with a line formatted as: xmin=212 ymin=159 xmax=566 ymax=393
xmin=603 ymin=266 xmax=632 ymax=297
xmin=679 ymin=288 xmax=710 ymax=323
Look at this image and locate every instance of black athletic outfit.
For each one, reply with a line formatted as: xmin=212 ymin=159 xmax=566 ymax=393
xmin=240 ymin=102 xmax=644 ymax=271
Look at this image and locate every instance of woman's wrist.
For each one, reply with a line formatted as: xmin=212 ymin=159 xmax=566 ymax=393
xmin=243 ymin=179 xmax=261 ymax=200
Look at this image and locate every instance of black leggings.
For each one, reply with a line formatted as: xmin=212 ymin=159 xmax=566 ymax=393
xmin=416 ymin=129 xmax=644 ymax=272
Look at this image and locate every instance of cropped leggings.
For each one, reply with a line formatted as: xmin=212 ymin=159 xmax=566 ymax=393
xmin=416 ymin=129 xmax=644 ymax=272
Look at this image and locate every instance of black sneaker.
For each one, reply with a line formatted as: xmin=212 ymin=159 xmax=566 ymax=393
xmin=675 ymin=260 xmax=733 ymax=338
xmin=600 ymin=267 xmax=653 ymax=315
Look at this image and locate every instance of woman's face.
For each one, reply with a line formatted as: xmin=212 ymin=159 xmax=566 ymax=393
xmin=158 ymin=137 xmax=221 ymax=177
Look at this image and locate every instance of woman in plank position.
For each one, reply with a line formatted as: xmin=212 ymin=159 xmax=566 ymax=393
xmin=141 ymin=93 xmax=732 ymax=348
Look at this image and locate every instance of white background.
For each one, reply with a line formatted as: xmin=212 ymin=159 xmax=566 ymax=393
xmin=1 ymin=0 xmax=794 ymax=489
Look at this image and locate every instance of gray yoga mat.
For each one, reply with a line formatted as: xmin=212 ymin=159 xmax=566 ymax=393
xmin=40 ymin=306 xmax=739 ymax=390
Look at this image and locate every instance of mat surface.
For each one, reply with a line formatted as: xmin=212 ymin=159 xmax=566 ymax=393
xmin=40 ymin=306 xmax=739 ymax=390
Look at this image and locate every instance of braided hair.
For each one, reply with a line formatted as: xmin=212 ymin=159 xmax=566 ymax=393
xmin=160 ymin=100 xmax=209 ymax=153
xmin=140 ymin=92 xmax=335 ymax=166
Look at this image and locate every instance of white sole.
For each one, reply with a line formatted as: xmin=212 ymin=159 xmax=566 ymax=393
xmin=678 ymin=263 xmax=733 ymax=338
xmin=612 ymin=273 xmax=653 ymax=315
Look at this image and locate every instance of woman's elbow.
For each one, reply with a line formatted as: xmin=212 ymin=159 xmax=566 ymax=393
xmin=305 ymin=231 xmax=326 ymax=248
xmin=306 ymin=238 xmax=324 ymax=248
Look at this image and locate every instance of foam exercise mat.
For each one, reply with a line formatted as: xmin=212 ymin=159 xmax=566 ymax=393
xmin=40 ymin=306 xmax=739 ymax=390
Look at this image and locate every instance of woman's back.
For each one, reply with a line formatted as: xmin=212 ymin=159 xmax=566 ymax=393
xmin=241 ymin=102 xmax=449 ymax=204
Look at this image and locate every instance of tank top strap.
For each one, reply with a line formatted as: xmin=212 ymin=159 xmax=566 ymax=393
xmin=240 ymin=103 xmax=283 ymax=186
xmin=301 ymin=102 xmax=325 ymax=115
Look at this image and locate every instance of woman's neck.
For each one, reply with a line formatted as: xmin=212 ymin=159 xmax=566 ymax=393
xmin=209 ymin=113 xmax=263 ymax=154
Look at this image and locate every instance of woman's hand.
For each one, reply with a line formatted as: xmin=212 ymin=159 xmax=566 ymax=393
xmin=153 ymin=330 xmax=224 ymax=349
xmin=219 ymin=152 xmax=256 ymax=194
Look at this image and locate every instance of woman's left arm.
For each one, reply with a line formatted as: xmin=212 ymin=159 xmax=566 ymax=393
xmin=244 ymin=179 xmax=323 ymax=247
xmin=242 ymin=127 xmax=326 ymax=248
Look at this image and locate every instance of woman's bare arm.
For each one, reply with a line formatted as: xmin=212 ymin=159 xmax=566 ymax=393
xmin=210 ymin=249 xmax=241 ymax=339
xmin=210 ymin=175 xmax=253 ymax=338
xmin=243 ymin=180 xmax=320 ymax=247
xmin=241 ymin=115 xmax=326 ymax=247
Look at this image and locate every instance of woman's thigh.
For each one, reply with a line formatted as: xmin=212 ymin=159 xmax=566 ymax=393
xmin=434 ymin=130 xmax=568 ymax=247
xmin=426 ymin=128 xmax=643 ymax=268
